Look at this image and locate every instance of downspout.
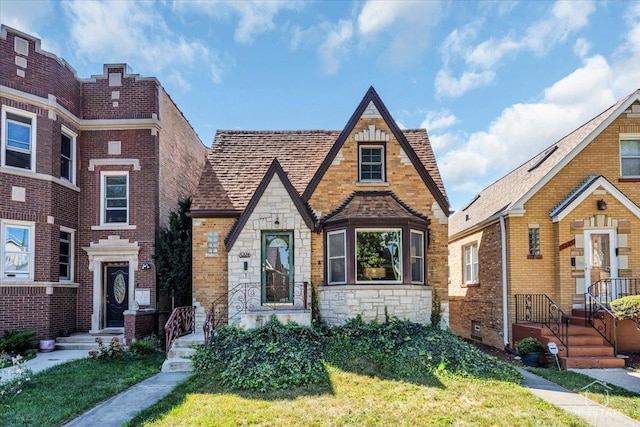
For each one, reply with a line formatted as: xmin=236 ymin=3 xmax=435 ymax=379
xmin=500 ymin=214 xmax=510 ymax=349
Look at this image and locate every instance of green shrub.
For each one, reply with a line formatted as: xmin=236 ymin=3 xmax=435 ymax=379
xmin=193 ymin=317 xmax=326 ymax=392
xmin=515 ymin=337 xmax=545 ymax=355
xmin=0 ymin=330 xmax=36 ymax=355
xmin=129 ymin=337 xmax=158 ymax=355
xmin=611 ymin=295 xmax=640 ymax=327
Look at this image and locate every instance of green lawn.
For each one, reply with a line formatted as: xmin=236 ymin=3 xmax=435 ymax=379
xmin=0 ymin=353 xmax=165 ymax=427
xmin=528 ymin=367 xmax=640 ymax=421
xmin=127 ymin=366 xmax=589 ymax=427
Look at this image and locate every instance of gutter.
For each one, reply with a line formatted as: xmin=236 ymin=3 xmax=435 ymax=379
xmin=500 ymin=214 xmax=509 ymax=348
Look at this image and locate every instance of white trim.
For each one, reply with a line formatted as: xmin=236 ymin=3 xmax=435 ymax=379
xmin=410 ymin=230 xmax=424 ymax=284
xmin=0 ymin=167 xmax=81 ymax=192
xmin=509 ymin=90 xmax=640 ymax=214
xmin=1 ymin=220 xmax=35 ymax=281
xmin=584 ymin=229 xmax=618 ymax=297
xmin=551 ymin=176 xmax=640 ymax=222
xmin=358 ymin=144 xmax=385 ymax=182
xmin=355 ymin=228 xmax=402 ymax=284
xmin=1 ymin=105 xmax=37 ymax=172
xmin=100 ymin=171 xmax=130 ymax=226
xmin=620 ymin=136 xmax=640 ymax=178
xmin=60 ymin=125 xmax=77 ymax=184
xmin=327 ymin=230 xmax=346 ymax=285
xmin=88 ymin=158 xmax=140 ymax=171
xmin=463 ymin=242 xmax=479 ymax=285
xmin=59 ymin=226 xmax=75 ymax=282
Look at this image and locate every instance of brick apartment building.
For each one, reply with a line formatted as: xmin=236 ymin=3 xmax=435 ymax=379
xmin=0 ymin=26 xmax=207 ymax=341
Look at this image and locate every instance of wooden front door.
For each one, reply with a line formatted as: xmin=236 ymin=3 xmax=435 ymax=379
xmin=105 ymin=263 xmax=129 ymax=327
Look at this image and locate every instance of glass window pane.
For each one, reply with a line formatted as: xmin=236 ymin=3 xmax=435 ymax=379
xmin=357 ymin=230 xmax=401 ymax=282
xmin=411 ymin=232 xmax=422 ymax=257
xmin=328 ymin=233 xmax=345 ymax=257
xmin=7 ymin=121 xmax=31 ymax=150
xmin=61 ymin=134 xmax=71 ymax=157
xmin=106 ymin=199 xmax=127 ymax=208
xmin=5 ymin=253 xmax=29 ymax=272
xmin=105 ymin=209 xmax=127 ymax=223
xmin=411 ymin=259 xmax=422 ymax=282
xmin=106 ymin=176 xmax=127 ymax=186
xmin=329 ymin=258 xmax=345 ymax=283
xmin=5 ymin=150 xmax=31 ymax=169
xmin=106 ymin=185 xmax=126 ymax=198
xmin=621 ymin=140 xmax=640 ymax=156
xmin=622 ymin=159 xmax=640 ymax=176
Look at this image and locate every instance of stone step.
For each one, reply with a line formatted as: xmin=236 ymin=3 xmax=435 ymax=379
xmin=167 ymin=347 xmax=197 ymax=359
xmin=565 ymin=345 xmax=616 ymax=357
xmin=161 ymin=358 xmax=193 ymax=373
xmin=566 ymin=335 xmax=605 ymax=346
xmin=560 ymin=356 xmax=626 ymax=369
xmin=54 ymin=342 xmax=98 ymax=351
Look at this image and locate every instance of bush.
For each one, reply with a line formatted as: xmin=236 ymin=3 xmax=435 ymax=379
xmin=515 ymin=337 xmax=545 ymax=355
xmin=611 ymin=295 xmax=640 ymax=327
xmin=0 ymin=330 xmax=36 ymax=355
xmin=129 ymin=337 xmax=158 ymax=355
xmin=88 ymin=337 xmax=124 ymax=360
xmin=193 ymin=317 xmax=326 ymax=392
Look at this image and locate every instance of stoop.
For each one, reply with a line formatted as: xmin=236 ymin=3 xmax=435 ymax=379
xmin=161 ymin=332 xmax=205 ymax=373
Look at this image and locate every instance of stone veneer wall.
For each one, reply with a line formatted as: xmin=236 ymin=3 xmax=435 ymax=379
xmin=318 ymin=285 xmax=432 ymax=325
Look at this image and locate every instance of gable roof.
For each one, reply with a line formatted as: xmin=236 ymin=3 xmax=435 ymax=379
xmin=302 ymin=86 xmax=449 ymax=215
xmin=225 ymin=158 xmax=315 ymax=250
xmin=449 ymin=89 xmax=640 ymax=239
xmin=191 ymin=87 xmax=448 ymax=218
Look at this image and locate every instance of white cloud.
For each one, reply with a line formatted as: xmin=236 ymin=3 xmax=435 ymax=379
xmin=437 ymin=0 xmax=596 ymax=98
xmin=573 ymin=38 xmax=591 ymax=58
xmin=174 ymin=0 xmax=302 ymax=44
xmin=318 ymin=20 xmax=353 ymax=75
xmin=63 ymin=1 xmax=209 ymax=83
xmin=0 ymin=0 xmax=59 ymax=52
xmin=421 ymin=110 xmax=459 ymax=131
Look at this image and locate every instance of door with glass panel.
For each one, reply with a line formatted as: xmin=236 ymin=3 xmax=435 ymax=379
xmin=261 ymin=232 xmax=294 ymax=304
xmin=584 ymin=230 xmax=617 ymax=300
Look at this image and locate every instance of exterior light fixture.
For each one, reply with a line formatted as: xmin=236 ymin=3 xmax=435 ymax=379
xmin=597 ymin=199 xmax=607 ymax=210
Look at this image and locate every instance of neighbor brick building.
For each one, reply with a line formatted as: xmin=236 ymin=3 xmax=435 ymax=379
xmin=448 ymin=89 xmax=640 ymax=367
xmin=0 ymin=26 xmax=207 ymax=341
xmin=189 ymin=87 xmax=450 ymax=330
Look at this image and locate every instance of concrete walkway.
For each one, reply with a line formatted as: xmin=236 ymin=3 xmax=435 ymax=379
xmin=571 ymin=368 xmax=640 ymax=395
xmin=0 ymin=349 xmax=88 ymax=383
xmin=520 ymin=369 xmax=640 ymax=427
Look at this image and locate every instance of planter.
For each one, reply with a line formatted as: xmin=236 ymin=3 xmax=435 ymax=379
xmin=363 ymin=267 xmax=386 ymax=279
xmin=521 ymin=352 xmax=541 ymax=367
xmin=39 ymin=339 xmax=55 ymax=353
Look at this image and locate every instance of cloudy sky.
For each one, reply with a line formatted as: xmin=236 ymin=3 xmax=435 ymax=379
xmin=2 ymin=0 xmax=639 ymax=210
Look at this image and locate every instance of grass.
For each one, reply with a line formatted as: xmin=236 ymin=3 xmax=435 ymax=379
xmin=528 ymin=367 xmax=640 ymax=421
xmin=126 ymin=366 xmax=589 ymax=426
xmin=0 ymin=353 xmax=165 ymax=427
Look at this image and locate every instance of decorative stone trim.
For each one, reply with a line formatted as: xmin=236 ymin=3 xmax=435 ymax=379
xmin=354 ymin=124 xmax=390 ymax=142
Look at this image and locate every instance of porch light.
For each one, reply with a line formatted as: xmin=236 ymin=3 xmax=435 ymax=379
xmin=597 ymin=199 xmax=607 ymax=210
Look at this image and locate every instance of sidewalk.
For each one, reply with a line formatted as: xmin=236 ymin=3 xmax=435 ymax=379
xmin=571 ymin=368 xmax=640 ymax=395
xmin=0 ymin=349 xmax=88 ymax=383
xmin=520 ymin=369 xmax=640 ymax=427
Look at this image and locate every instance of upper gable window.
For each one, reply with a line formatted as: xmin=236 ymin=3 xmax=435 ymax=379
xmin=621 ymin=139 xmax=640 ymax=177
xmin=2 ymin=108 xmax=37 ymax=171
xmin=359 ymin=145 xmax=385 ymax=182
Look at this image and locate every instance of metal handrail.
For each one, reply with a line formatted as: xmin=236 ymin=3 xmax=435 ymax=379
xmin=164 ymin=305 xmax=195 ymax=354
xmin=203 ymin=281 xmax=309 ymax=348
xmin=514 ymin=294 xmax=570 ymax=357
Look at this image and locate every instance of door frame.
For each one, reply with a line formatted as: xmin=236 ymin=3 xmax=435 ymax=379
xmin=261 ymin=230 xmax=294 ymax=305
xmin=584 ymin=229 xmax=618 ymax=297
xmin=103 ymin=262 xmax=129 ymax=327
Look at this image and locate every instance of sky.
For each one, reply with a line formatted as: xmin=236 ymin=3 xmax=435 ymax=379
xmin=1 ymin=0 xmax=639 ymax=211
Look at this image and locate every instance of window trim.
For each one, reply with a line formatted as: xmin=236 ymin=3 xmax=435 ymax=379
xmin=326 ymin=230 xmax=347 ymax=285
xmin=1 ymin=220 xmax=35 ymax=281
xmin=620 ymin=137 xmax=640 ymax=178
xmin=100 ymin=171 xmax=129 ymax=226
xmin=60 ymin=126 xmax=77 ymax=184
xmin=355 ymin=228 xmax=403 ymax=284
xmin=59 ymin=227 xmax=74 ymax=282
xmin=358 ymin=144 xmax=385 ymax=182
xmin=1 ymin=106 xmax=37 ymax=172
xmin=410 ymin=230 xmax=424 ymax=284
xmin=463 ymin=242 xmax=479 ymax=285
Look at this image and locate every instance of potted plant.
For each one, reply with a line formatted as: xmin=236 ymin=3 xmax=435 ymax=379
xmin=515 ymin=337 xmax=545 ymax=367
xmin=357 ymin=232 xmax=386 ymax=279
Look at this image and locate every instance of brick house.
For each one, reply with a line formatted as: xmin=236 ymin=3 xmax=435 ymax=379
xmin=189 ymin=87 xmax=450 ymax=331
xmin=448 ymin=89 xmax=640 ymax=368
xmin=0 ymin=26 xmax=207 ymax=342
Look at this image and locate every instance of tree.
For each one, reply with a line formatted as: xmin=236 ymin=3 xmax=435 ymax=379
xmin=154 ymin=197 xmax=192 ymax=309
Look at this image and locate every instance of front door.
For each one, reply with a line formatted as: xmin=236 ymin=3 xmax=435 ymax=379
xmin=261 ymin=231 xmax=294 ymax=304
xmin=105 ymin=263 xmax=129 ymax=327
xmin=584 ymin=230 xmax=618 ymax=299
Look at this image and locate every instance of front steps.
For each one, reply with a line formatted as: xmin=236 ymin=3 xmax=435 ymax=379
xmin=515 ymin=309 xmax=625 ymax=369
xmin=161 ymin=332 xmax=204 ymax=373
xmin=55 ymin=332 xmax=125 ymax=351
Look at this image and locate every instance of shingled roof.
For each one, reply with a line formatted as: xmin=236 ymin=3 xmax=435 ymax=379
xmin=321 ymin=191 xmax=431 ymax=225
xmin=449 ymin=89 xmax=640 ymax=239
xmin=191 ymin=129 xmax=446 ymax=215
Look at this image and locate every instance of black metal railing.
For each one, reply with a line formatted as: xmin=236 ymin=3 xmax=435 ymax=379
xmin=164 ymin=305 xmax=196 ymax=354
xmin=515 ymin=294 xmax=570 ymax=357
xmin=204 ymin=281 xmax=309 ymax=348
xmin=585 ymin=278 xmax=640 ymax=354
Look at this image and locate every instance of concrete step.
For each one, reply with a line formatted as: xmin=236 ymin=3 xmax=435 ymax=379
xmin=566 ymin=345 xmax=616 ymax=357
xmin=566 ymin=334 xmax=605 ymax=346
xmin=560 ymin=356 xmax=626 ymax=369
xmin=55 ymin=342 xmax=98 ymax=351
xmin=55 ymin=333 xmax=125 ymax=351
xmin=161 ymin=357 xmax=193 ymax=373
xmin=167 ymin=347 xmax=196 ymax=359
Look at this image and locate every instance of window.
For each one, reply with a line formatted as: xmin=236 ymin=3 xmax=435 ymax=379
xmin=102 ymin=173 xmax=128 ymax=224
xmin=410 ymin=231 xmax=424 ymax=283
xmin=528 ymin=227 xmax=541 ymax=257
xmin=327 ymin=230 xmax=346 ymax=284
xmin=2 ymin=222 xmax=33 ymax=280
xmin=59 ymin=229 xmax=72 ymax=281
xmin=2 ymin=108 xmax=36 ymax=171
xmin=463 ymin=243 xmax=478 ymax=284
xmin=60 ymin=130 xmax=75 ymax=183
xmin=359 ymin=145 xmax=384 ymax=181
xmin=621 ymin=139 xmax=640 ymax=177
xmin=356 ymin=229 xmax=401 ymax=282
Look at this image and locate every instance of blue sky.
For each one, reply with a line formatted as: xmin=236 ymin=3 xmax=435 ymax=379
xmin=2 ymin=1 xmax=639 ymax=211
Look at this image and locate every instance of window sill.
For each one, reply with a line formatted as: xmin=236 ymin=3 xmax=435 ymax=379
xmin=0 ymin=167 xmax=81 ymax=192
xmin=461 ymin=283 xmax=480 ymax=288
xmin=356 ymin=181 xmax=389 ymax=187
xmin=527 ymin=254 xmax=543 ymax=259
xmin=91 ymin=224 xmax=136 ymax=231
xmin=618 ymin=177 xmax=640 ymax=182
